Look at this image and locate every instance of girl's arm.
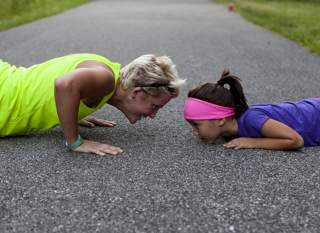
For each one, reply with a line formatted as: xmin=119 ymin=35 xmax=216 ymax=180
xmin=224 ymin=119 xmax=304 ymax=150
xmin=54 ymin=66 xmax=122 ymax=155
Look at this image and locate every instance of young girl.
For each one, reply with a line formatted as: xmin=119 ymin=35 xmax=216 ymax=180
xmin=184 ymin=69 xmax=320 ymax=150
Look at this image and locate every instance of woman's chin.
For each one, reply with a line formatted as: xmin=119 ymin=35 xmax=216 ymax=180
xmin=128 ymin=118 xmax=136 ymax=124
xmin=128 ymin=116 xmax=139 ymax=124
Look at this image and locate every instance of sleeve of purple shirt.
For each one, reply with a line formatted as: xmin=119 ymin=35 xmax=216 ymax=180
xmin=238 ymin=109 xmax=270 ymax=138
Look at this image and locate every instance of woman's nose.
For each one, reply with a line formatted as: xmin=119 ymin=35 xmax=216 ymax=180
xmin=149 ymin=112 xmax=157 ymax=118
xmin=149 ymin=109 xmax=159 ymax=118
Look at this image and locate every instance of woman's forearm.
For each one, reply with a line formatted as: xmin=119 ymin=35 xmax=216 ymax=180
xmin=54 ymin=78 xmax=80 ymax=144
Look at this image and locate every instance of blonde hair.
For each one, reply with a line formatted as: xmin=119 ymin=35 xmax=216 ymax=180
xmin=120 ymin=54 xmax=185 ymax=97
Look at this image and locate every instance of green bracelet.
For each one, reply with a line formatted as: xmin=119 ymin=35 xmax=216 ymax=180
xmin=65 ymin=134 xmax=83 ymax=150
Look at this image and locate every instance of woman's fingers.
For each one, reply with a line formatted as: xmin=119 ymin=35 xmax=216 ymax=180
xmin=94 ymin=119 xmax=116 ymax=127
xmin=98 ymin=144 xmax=123 ymax=155
xmin=75 ymin=140 xmax=123 ymax=156
xmin=78 ymin=119 xmax=95 ymax=127
xmin=93 ymin=149 xmax=106 ymax=156
xmin=79 ymin=117 xmax=116 ymax=127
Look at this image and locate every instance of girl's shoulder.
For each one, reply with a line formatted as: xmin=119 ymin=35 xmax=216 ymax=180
xmin=237 ymin=108 xmax=269 ymax=138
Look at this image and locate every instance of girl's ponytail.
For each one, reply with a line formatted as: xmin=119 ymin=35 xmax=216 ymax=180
xmin=188 ymin=69 xmax=248 ymax=118
xmin=217 ymin=69 xmax=248 ymax=117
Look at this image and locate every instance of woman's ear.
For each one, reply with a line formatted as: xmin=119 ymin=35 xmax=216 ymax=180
xmin=129 ymin=87 xmax=143 ymax=99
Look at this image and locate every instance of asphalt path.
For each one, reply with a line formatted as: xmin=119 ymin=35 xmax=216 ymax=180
xmin=1 ymin=0 xmax=320 ymax=232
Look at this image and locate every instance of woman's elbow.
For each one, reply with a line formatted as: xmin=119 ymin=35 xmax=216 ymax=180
xmin=55 ymin=78 xmax=72 ymax=93
xmin=55 ymin=78 xmax=64 ymax=88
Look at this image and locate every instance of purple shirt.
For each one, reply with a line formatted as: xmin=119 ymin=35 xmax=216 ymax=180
xmin=237 ymin=98 xmax=320 ymax=146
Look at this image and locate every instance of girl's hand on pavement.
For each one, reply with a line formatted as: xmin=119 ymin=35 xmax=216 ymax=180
xmin=78 ymin=116 xmax=116 ymax=128
xmin=223 ymin=138 xmax=254 ymax=150
xmin=74 ymin=139 xmax=123 ymax=156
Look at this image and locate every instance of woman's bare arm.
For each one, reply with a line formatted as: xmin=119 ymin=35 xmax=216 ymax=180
xmin=54 ymin=66 xmax=122 ymax=155
xmin=55 ymin=67 xmax=114 ymax=142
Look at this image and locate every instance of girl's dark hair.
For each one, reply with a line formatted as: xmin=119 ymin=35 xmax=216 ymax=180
xmin=188 ymin=69 xmax=248 ymax=118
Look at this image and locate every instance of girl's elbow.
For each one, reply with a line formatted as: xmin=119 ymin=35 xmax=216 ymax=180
xmin=291 ymin=134 xmax=304 ymax=149
xmin=296 ymin=136 xmax=304 ymax=149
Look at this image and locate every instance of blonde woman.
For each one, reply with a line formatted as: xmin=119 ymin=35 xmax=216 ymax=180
xmin=0 ymin=53 xmax=185 ymax=155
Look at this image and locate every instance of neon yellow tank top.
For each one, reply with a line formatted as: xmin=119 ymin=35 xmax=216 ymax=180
xmin=0 ymin=53 xmax=121 ymax=136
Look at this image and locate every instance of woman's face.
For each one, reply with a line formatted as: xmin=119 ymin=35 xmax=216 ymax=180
xmin=125 ymin=88 xmax=173 ymax=124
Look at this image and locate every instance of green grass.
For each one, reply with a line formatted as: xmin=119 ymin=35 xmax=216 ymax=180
xmin=0 ymin=0 xmax=91 ymax=31
xmin=215 ymin=0 xmax=320 ymax=55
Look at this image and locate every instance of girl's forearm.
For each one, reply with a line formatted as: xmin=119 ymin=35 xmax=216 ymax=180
xmin=246 ymin=137 xmax=303 ymax=150
xmin=256 ymin=118 xmax=305 ymax=150
xmin=224 ymin=137 xmax=304 ymax=150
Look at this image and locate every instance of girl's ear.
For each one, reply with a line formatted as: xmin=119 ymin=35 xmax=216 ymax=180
xmin=218 ymin=118 xmax=226 ymax=127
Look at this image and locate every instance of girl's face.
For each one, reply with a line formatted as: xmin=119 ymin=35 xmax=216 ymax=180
xmin=188 ymin=120 xmax=223 ymax=143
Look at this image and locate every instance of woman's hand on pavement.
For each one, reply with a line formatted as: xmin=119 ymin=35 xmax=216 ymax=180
xmin=74 ymin=139 xmax=123 ymax=156
xmin=78 ymin=116 xmax=116 ymax=128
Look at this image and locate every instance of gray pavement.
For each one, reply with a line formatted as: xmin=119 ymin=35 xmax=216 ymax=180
xmin=0 ymin=0 xmax=320 ymax=232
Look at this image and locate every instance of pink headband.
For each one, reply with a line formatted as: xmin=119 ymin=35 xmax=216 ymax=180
xmin=184 ymin=97 xmax=235 ymax=120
